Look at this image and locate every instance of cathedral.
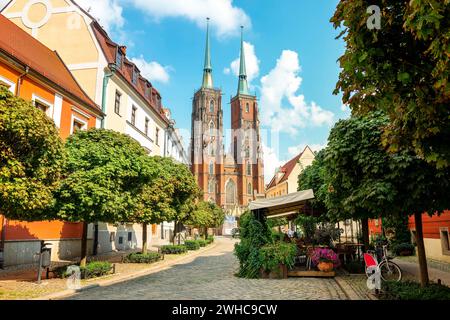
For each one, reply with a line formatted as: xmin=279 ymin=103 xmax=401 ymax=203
xmin=190 ymin=19 xmax=265 ymax=218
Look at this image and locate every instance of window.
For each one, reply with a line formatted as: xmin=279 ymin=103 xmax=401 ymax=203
xmin=209 ymin=143 xmax=215 ymax=156
xmin=246 ymin=162 xmax=251 ymax=176
xmin=155 ymin=128 xmax=160 ymax=146
xmin=209 ymin=121 xmax=215 ymax=136
xmin=114 ymin=90 xmax=121 ymax=115
xmin=34 ymin=100 xmax=49 ymax=113
xmin=116 ymin=49 xmax=123 ymax=67
xmin=441 ymin=228 xmax=450 ymax=256
xmin=118 ymin=236 xmax=123 ymax=245
xmin=245 ymin=146 xmax=250 ymax=158
xmin=246 ymin=103 xmax=249 ymax=113
xmin=209 ymin=161 xmax=214 ymax=175
xmin=128 ymin=232 xmax=132 ymax=242
xmin=72 ymin=119 xmax=86 ymax=133
xmin=210 ymin=100 xmax=214 ymax=113
xmin=132 ymin=69 xmax=138 ymax=85
xmin=247 ymin=183 xmax=252 ymax=195
xmin=208 ymin=180 xmax=215 ymax=194
xmin=145 ymin=118 xmax=149 ymax=136
xmin=131 ymin=105 xmax=137 ymax=126
xmin=226 ymin=180 xmax=236 ymax=204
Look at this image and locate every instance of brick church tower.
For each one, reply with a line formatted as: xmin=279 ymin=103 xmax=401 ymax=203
xmin=191 ymin=21 xmax=264 ymax=217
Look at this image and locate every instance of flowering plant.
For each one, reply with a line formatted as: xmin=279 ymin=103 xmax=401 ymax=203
xmin=310 ymin=248 xmax=340 ymax=267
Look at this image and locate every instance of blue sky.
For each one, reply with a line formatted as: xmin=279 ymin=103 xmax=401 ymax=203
xmin=76 ymin=0 xmax=349 ymax=181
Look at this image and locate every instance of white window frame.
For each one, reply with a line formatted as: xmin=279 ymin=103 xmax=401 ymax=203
xmin=70 ymin=114 xmax=88 ymax=135
xmin=0 ymin=75 xmax=15 ymax=94
xmin=32 ymin=94 xmax=54 ymax=118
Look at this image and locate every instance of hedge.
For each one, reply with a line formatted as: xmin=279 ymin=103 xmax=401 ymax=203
xmin=124 ymin=252 xmax=162 ymax=264
xmin=184 ymin=240 xmax=201 ymax=251
xmin=160 ymin=245 xmax=188 ymax=254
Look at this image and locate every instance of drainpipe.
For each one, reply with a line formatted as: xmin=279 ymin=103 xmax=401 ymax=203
xmin=0 ymin=215 xmax=6 ymax=269
xmin=101 ymin=66 xmax=115 ymax=129
xmin=15 ymin=66 xmax=30 ymax=97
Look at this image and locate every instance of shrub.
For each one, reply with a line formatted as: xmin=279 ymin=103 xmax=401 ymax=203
xmin=381 ymin=281 xmax=450 ymax=300
xmin=184 ymin=240 xmax=201 ymax=251
xmin=197 ymin=239 xmax=207 ymax=247
xmin=259 ymin=242 xmax=297 ymax=273
xmin=161 ymin=245 xmax=187 ymax=255
xmin=207 ymin=236 xmax=215 ymax=243
xmin=392 ymin=243 xmax=415 ymax=256
xmin=234 ymin=211 xmax=272 ymax=279
xmin=124 ymin=252 xmax=162 ymax=264
xmin=81 ymin=261 xmax=113 ymax=279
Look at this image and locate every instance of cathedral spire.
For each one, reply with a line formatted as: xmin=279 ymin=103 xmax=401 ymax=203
xmin=202 ymin=18 xmax=213 ymax=89
xmin=237 ymin=26 xmax=249 ymax=95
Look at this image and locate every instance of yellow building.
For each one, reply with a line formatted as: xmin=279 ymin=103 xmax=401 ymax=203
xmin=266 ymin=146 xmax=316 ymax=198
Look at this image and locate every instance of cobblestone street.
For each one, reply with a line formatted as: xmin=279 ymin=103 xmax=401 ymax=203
xmin=66 ymin=238 xmax=349 ymax=300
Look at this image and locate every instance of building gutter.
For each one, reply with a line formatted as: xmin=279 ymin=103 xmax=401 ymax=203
xmin=15 ymin=65 xmax=29 ymax=97
xmin=101 ymin=64 xmax=116 ymax=129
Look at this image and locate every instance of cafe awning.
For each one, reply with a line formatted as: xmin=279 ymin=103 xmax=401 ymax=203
xmin=248 ymin=189 xmax=315 ymax=219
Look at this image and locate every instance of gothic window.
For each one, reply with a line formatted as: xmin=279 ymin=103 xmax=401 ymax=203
xmin=226 ymin=180 xmax=236 ymax=204
xmin=210 ymin=100 xmax=214 ymax=113
xmin=247 ymin=182 xmax=252 ymax=195
xmin=208 ymin=180 xmax=215 ymax=194
xmin=246 ymin=162 xmax=252 ymax=176
xmin=209 ymin=161 xmax=214 ymax=175
xmin=245 ymin=146 xmax=250 ymax=158
xmin=246 ymin=103 xmax=249 ymax=113
xmin=209 ymin=143 xmax=215 ymax=156
xmin=209 ymin=121 xmax=215 ymax=136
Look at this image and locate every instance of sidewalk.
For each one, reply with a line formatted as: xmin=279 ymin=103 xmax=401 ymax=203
xmin=394 ymin=258 xmax=450 ymax=286
xmin=0 ymin=243 xmax=218 ymax=300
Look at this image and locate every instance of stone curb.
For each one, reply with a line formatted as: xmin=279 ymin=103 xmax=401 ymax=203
xmin=334 ymin=276 xmax=368 ymax=300
xmin=32 ymin=243 xmax=219 ymax=300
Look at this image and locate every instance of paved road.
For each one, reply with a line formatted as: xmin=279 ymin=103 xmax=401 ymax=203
xmin=66 ymin=238 xmax=348 ymax=300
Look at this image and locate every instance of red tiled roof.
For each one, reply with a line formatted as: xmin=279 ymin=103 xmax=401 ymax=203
xmin=90 ymin=21 xmax=169 ymax=125
xmin=0 ymin=14 xmax=100 ymax=113
xmin=267 ymin=151 xmax=304 ymax=189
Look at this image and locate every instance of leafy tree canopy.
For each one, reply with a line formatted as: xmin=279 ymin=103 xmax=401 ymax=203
xmin=0 ymin=86 xmax=65 ymax=220
xmin=54 ymin=129 xmax=151 ymax=223
xmin=332 ymin=0 xmax=450 ymax=168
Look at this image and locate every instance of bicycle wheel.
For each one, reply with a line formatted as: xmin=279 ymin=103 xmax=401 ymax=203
xmin=379 ymin=261 xmax=402 ymax=282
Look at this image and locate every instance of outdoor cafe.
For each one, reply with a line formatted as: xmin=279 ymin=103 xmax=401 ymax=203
xmin=249 ymin=190 xmax=365 ymax=277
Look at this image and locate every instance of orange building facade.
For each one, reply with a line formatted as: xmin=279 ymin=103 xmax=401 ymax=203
xmin=368 ymin=211 xmax=450 ymax=263
xmin=0 ymin=15 xmax=103 ymax=267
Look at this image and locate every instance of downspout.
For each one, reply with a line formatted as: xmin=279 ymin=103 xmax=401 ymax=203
xmin=101 ymin=66 xmax=115 ymax=129
xmin=0 ymin=215 xmax=6 ymax=269
xmin=15 ymin=66 xmax=30 ymax=97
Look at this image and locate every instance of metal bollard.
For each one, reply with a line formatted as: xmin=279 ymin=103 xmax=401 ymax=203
xmin=37 ymin=241 xmax=52 ymax=284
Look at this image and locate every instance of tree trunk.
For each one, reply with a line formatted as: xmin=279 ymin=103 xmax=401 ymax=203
xmin=142 ymin=223 xmax=148 ymax=254
xmin=361 ymin=218 xmax=370 ymax=253
xmin=80 ymin=222 xmax=88 ymax=267
xmin=172 ymin=221 xmax=178 ymax=245
xmin=204 ymin=227 xmax=208 ymax=240
xmin=414 ymin=212 xmax=429 ymax=287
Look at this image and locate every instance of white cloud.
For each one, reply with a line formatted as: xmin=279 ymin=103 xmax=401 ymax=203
xmin=131 ymin=56 xmax=171 ymax=84
xmin=288 ymin=144 xmax=327 ymax=157
xmin=260 ymin=50 xmax=335 ymax=135
xmin=263 ymin=144 xmax=285 ymax=184
xmin=76 ymin=0 xmax=125 ymax=33
xmin=225 ymin=41 xmax=260 ymax=86
xmin=129 ymin=0 xmax=251 ymax=37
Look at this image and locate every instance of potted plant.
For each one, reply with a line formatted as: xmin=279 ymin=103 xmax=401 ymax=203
xmin=259 ymin=242 xmax=297 ymax=279
xmin=310 ymin=248 xmax=340 ymax=272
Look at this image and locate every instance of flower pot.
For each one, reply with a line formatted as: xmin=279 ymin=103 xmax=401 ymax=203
xmin=317 ymin=261 xmax=334 ymax=272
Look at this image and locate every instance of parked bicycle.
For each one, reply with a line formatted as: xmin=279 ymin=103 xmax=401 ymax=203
xmin=364 ymin=245 xmax=402 ymax=282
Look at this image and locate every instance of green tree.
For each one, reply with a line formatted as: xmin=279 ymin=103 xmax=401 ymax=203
xmin=331 ymin=0 xmax=450 ymax=169
xmin=324 ymin=112 xmax=450 ymax=286
xmin=187 ymin=201 xmax=225 ymax=239
xmin=54 ymin=129 xmax=150 ymax=266
xmin=298 ymin=149 xmax=328 ymax=216
xmin=0 ymin=86 xmax=65 ymax=221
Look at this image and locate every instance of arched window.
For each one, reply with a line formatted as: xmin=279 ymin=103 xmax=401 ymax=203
xmin=246 ymin=103 xmax=250 ymax=113
xmin=209 ymin=143 xmax=215 ymax=156
xmin=208 ymin=180 xmax=215 ymax=194
xmin=226 ymin=180 xmax=236 ymax=204
xmin=209 ymin=121 xmax=215 ymax=136
xmin=247 ymin=182 xmax=252 ymax=195
xmin=245 ymin=146 xmax=250 ymax=158
xmin=210 ymin=100 xmax=214 ymax=113
xmin=209 ymin=161 xmax=214 ymax=175
xmin=246 ymin=162 xmax=252 ymax=176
